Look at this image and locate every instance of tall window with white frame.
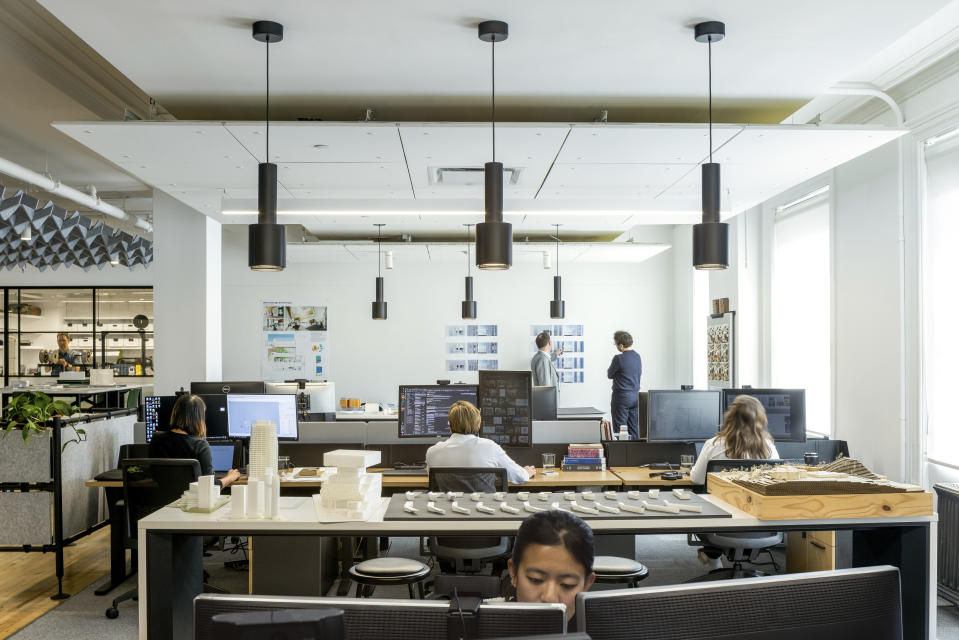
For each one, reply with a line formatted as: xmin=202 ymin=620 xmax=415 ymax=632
xmin=922 ymin=129 xmax=959 ymax=468
xmin=771 ymin=189 xmax=831 ymax=437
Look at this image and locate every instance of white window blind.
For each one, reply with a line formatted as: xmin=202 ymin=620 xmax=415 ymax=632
xmin=923 ymin=133 xmax=959 ymax=467
xmin=771 ymin=194 xmax=831 ymax=437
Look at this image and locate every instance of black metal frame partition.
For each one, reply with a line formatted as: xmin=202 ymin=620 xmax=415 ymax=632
xmin=1 ymin=285 xmax=153 ymax=385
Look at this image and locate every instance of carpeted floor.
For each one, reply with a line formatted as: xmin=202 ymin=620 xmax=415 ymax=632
xmin=9 ymin=535 xmax=959 ymax=639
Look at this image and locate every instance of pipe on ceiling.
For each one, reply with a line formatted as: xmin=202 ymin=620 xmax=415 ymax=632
xmin=0 ymin=155 xmax=153 ymax=233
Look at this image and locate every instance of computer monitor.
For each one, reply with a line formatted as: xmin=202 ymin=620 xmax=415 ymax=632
xmin=646 ymin=389 xmax=722 ymax=442
xmin=723 ymin=388 xmax=806 ymax=443
xmin=196 ymin=394 xmax=230 ymax=439
xmin=208 ymin=443 xmax=236 ymax=472
xmin=195 ymin=594 xmax=567 ymax=640
xmin=144 ymin=395 xmax=176 ymax=442
xmin=576 ymin=566 xmax=903 ymax=640
xmin=531 ymin=386 xmax=558 ymax=420
xmin=398 ymin=385 xmax=478 ymax=438
xmin=478 ymin=371 xmax=532 ymax=447
xmin=226 ymin=394 xmax=299 ymax=440
xmin=265 ymin=381 xmax=337 ymax=420
xmin=191 ymin=381 xmax=266 ymax=395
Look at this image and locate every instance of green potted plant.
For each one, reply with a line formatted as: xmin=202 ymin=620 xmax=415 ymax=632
xmin=2 ymin=392 xmax=84 ymax=450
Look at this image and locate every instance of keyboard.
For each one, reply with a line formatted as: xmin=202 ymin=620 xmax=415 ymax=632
xmin=381 ymin=469 xmax=427 ymax=476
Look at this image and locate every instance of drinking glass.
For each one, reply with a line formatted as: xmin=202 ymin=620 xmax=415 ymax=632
xmin=679 ymin=454 xmax=695 ymax=468
xmin=542 ymin=453 xmax=556 ymax=472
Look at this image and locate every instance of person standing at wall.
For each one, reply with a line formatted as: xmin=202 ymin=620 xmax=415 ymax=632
xmin=607 ymin=330 xmax=642 ymax=439
xmin=530 ymin=331 xmax=562 ymax=387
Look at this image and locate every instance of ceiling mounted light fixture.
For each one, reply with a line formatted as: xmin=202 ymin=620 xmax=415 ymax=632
xmin=550 ymin=224 xmax=565 ymax=319
xmin=462 ymin=223 xmax=477 ymax=319
xmin=372 ymin=224 xmax=387 ymax=320
xmin=692 ymin=20 xmax=729 ymax=270
xmin=475 ymin=20 xmax=512 ymax=270
xmin=20 ymin=224 xmax=32 ymax=242
xmin=248 ymin=20 xmax=286 ymax=272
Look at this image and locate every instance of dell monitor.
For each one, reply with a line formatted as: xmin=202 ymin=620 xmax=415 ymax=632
xmin=723 ymin=388 xmax=806 ymax=442
xmin=265 ymin=381 xmax=337 ymax=421
xmin=144 ymin=395 xmax=176 ymax=442
xmin=197 ymin=393 xmax=230 ymax=439
xmin=531 ymin=386 xmax=558 ymax=420
xmin=398 ymin=385 xmax=478 ymax=438
xmin=191 ymin=381 xmax=266 ymax=395
xmin=646 ymin=389 xmax=722 ymax=442
xmin=226 ymin=394 xmax=299 ymax=440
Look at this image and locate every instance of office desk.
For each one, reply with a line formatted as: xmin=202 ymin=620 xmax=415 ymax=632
xmin=0 ymin=383 xmax=144 ymax=409
xmin=137 ymin=495 xmax=937 ymax=640
xmin=373 ymin=468 xmax=623 ymax=489
xmin=610 ymin=467 xmax=694 ymax=486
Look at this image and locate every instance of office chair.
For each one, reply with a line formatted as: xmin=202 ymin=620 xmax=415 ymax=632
xmin=105 ymin=458 xmax=201 ymax=619
xmin=427 ymin=467 xmax=511 ymax=574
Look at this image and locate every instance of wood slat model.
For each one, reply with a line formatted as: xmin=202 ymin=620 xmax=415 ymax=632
xmin=707 ymin=473 xmax=934 ymax=520
xmin=0 ymin=527 xmax=112 ymax=638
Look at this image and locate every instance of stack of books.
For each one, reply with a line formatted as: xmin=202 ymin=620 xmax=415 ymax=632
xmin=562 ymin=443 xmax=605 ymax=471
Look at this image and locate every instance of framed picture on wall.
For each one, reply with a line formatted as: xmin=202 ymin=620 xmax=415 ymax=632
xmin=707 ymin=311 xmax=734 ymax=389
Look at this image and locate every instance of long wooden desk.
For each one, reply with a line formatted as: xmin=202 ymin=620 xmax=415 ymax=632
xmin=609 ymin=467 xmax=694 ymax=486
xmin=136 ymin=494 xmax=937 ymax=640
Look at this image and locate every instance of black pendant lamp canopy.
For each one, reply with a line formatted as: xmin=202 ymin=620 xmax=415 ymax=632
xmin=475 ymin=20 xmax=512 ymax=270
xmin=550 ymin=224 xmax=565 ymax=319
xmin=372 ymin=224 xmax=387 ymax=320
xmin=692 ymin=20 xmax=729 ymax=270
xmin=462 ymin=224 xmax=477 ymax=319
xmin=249 ymin=20 xmax=286 ymax=271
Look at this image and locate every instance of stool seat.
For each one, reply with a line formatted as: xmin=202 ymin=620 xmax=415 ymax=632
xmin=592 ymin=556 xmax=649 ymax=587
xmin=352 ymin=557 xmax=428 ymax=577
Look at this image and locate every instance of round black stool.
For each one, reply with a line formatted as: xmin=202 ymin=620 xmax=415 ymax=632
xmin=592 ymin=555 xmax=649 ymax=588
xmin=348 ymin=557 xmax=431 ymax=598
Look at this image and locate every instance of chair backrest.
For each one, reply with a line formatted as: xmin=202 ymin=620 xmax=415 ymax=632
xmin=117 ymin=443 xmax=151 ymax=467
xmin=125 ymin=387 xmax=141 ymax=410
xmin=121 ymin=458 xmax=200 ymax=539
xmin=428 ymin=467 xmax=508 ymax=493
xmin=705 ymin=458 xmax=802 ymax=474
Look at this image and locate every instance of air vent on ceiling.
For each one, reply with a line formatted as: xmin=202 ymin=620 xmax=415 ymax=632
xmin=428 ymin=166 xmax=523 ymax=186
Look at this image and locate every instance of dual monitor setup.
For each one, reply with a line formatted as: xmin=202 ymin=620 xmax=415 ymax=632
xmin=644 ymin=388 xmax=807 ymax=443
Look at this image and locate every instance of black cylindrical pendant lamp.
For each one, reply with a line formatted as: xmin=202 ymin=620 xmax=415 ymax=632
xmin=550 ymin=276 xmax=565 ymax=319
xmin=249 ymin=162 xmax=286 ymax=271
xmin=693 ymin=162 xmax=728 ymax=269
xmin=477 ymin=162 xmax=512 ymax=270
xmin=372 ymin=276 xmax=387 ymax=320
xmin=462 ymin=277 xmax=477 ymax=319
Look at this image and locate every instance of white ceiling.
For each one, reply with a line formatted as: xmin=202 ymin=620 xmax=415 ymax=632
xmin=53 ymin=120 xmax=904 ymax=237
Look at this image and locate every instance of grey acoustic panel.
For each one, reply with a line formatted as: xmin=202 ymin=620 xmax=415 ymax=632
xmin=0 ymin=492 xmax=52 ymax=545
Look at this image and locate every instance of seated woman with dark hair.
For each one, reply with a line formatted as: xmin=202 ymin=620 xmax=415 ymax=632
xmin=149 ymin=393 xmax=240 ymax=488
xmin=508 ymin=510 xmax=596 ymax=626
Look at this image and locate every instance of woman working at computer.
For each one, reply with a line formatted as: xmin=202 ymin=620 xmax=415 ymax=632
xmin=425 ymin=400 xmax=535 ymax=484
xmin=689 ymin=394 xmax=780 ymax=485
xmin=149 ymin=393 xmax=241 ymax=488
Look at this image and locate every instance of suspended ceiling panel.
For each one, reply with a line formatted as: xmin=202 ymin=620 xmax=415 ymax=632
xmin=224 ymin=122 xmax=406 ymax=164
xmin=280 ymin=163 xmax=413 ymax=199
xmin=538 ymin=163 xmax=693 ymax=200
xmin=557 ymin=124 xmax=740 ymax=164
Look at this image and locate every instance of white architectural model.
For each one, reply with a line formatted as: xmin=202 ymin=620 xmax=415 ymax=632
xmin=249 ymin=420 xmax=278 ymax=480
xmin=180 ymin=475 xmax=221 ymax=511
xmin=315 ymin=449 xmax=382 ymax=521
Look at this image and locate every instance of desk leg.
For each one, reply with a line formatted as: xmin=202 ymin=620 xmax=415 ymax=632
xmin=144 ymin=531 xmax=201 ymax=640
xmin=94 ymin=487 xmax=130 ymax=596
xmin=335 ymin=536 xmax=353 ymax=596
xmin=852 ymin=524 xmax=932 ymax=639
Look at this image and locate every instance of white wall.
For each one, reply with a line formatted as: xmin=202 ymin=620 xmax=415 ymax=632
xmin=221 ymin=228 xmax=681 ymax=413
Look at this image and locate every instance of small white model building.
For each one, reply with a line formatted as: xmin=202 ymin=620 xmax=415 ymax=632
xmin=316 ymin=449 xmax=383 ymax=521
xmin=181 ymin=475 xmax=220 ymax=510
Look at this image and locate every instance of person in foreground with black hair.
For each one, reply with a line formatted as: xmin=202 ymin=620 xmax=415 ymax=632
xmin=149 ymin=393 xmax=241 ymax=488
xmin=508 ymin=510 xmax=596 ymax=626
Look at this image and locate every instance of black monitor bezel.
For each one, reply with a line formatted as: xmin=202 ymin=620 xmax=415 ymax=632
xmin=646 ymin=389 xmax=722 ymax=443
xmin=225 ymin=393 xmax=300 ymax=441
xmin=722 ymin=388 xmax=807 ymax=443
xmin=477 ymin=370 xmax=533 ymax=447
xmin=190 ymin=381 xmax=266 ymax=395
xmin=144 ymin=395 xmax=177 ymax=441
xmin=196 ymin=393 xmax=230 ymax=439
xmin=397 ymin=384 xmax=479 ymax=439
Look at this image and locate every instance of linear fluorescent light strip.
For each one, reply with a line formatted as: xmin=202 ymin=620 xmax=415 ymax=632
xmin=774 ymin=185 xmax=830 ymax=214
xmin=924 ymin=126 xmax=959 ymax=147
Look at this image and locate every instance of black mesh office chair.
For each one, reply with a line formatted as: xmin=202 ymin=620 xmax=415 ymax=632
xmin=105 ymin=458 xmax=200 ymax=619
xmin=427 ymin=467 xmax=511 ymax=574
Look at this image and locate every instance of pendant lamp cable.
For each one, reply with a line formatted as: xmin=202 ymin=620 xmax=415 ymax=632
xmin=554 ymin=224 xmax=560 ymax=275
xmin=466 ymin=225 xmax=472 ymax=276
xmin=708 ymin=36 xmax=712 ymax=163
xmin=491 ymin=37 xmax=496 ymax=163
xmin=266 ymin=38 xmax=270 ymax=163
xmin=377 ymin=225 xmax=382 ymax=278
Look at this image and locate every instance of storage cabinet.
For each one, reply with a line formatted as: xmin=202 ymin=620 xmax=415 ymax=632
xmin=786 ymin=530 xmax=837 ymax=573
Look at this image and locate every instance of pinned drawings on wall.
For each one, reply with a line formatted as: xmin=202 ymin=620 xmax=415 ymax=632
xmin=530 ymin=323 xmax=586 ymax=384
xmin=707 ymin=311 xmax=734 ymax=389
xmin=444 ymin=324 xmax=499 ymax=373
xmin=261 ymin=302 xmax=329 ymax=381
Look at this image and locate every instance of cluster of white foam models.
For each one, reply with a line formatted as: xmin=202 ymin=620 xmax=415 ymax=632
xmin=315 ymin=449 xmax=382 ymax=521
xmin=231 ymin=420 xmax=281 ymax=520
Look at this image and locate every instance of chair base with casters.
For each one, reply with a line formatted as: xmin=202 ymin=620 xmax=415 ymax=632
xmin=686 ymin=531 xmax=783 ymax=582
xmin=348 ymin=557 xmax=430 ymax=599
xmin=592 ymin=555 xmax=650 ymax=588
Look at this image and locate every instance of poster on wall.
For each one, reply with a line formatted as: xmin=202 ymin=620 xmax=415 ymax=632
xmin=707 ymin=311 xmax=734 ymax=389
xmin=262 ymin=302 xmax=329 ymax=381
xmin=529 ymin=323 xmax=586 ymax=384
xmin=444 ymin=324 xmax=499 ymax=372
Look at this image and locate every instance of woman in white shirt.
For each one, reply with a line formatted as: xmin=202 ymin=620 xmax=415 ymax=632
xmin=689 ymin=395 xmax=780 ymax=485
xmin=426 ymin=400 xmax=535 ymax=486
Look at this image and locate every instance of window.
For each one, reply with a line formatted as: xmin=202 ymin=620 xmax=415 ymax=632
xmin=770 ymin=190 xmax=831 ymax=436
xmin=923 ymin=130 xmax=959 ymax=467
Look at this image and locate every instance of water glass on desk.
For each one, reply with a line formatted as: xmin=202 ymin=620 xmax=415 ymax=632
xmin=542 ymin=453 xmax=556 ymax=474
xmin=680 ymin=454 xmax=695 ymax=468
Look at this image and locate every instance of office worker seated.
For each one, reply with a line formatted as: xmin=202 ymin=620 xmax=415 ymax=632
xmin=508 ymin=510 xmax=595 ymax=625
xmin=426 ymin=400 xmax=535 ymax=486
xmin=149 ymin=393 xmax=241 ymax=488
xmin=689 ymin=395 xmax=780 ymax=485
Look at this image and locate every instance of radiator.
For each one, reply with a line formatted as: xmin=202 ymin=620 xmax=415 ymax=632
xmin=935 ymin=483 xmax=959 ymax=605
